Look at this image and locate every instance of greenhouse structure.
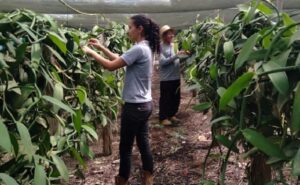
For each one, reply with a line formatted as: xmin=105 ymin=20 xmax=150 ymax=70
xmin=1 ymin=0 xmax=300 ymax=185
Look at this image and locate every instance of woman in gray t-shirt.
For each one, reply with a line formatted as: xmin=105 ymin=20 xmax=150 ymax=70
xmin=82 ymin=15 xmax=160 ymax=185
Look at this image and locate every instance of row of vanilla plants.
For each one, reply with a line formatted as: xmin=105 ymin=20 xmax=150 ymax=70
xmin=178 ymin=1 xmax=300 ymax=184
xmin=0 ymin=9 xmax=130 ymax=184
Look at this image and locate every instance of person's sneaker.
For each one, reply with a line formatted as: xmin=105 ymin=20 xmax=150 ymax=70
xmin=170 ymin=116 xmax=180 ymax=124
xmin=160 ymin=119 xmax=172 ymax=126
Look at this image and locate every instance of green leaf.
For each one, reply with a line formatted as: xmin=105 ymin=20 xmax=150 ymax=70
xmin=110 ymin=106 xmax=118 ymax=120
xmin=31 ymin=43 xmax=41 ymax=64
xmin=82 ymin=125 xmax=98 ymax=140
xmin=219 ymin=72 xmax=254 ymax=110
xmin=82 ymin=135 xmax=95 ymax=158
xmin=16 ymin=122 xmax=35 ymax=159
xmin=282 ymin=13 xmax=295 ymax=26
xmin=215 ymin=135 xmax=238 ymax=153
xmin=53 ymin=82 xmax=64 ymax=113
xmin=7 ymin=32 xmax=22 ymax=45
xmin=217 ymin=87 xmax=236 ymax=108
xmin=209 ymin=64 xmax=217 ymax=80
xmin=16 ymin=43 xmax=27 ymax=64
xmin=48 ymin=31 xmax=67 ymax=54
xmin=289 ymin=30 xmax=300 ymax=46
xmin=0 ymin=173 xmax=19 ymax=185
xmin=277 ymin=94 xmax=289 ymax=113
xmin=6 ymin=79 xmax=21 ymax=94
xmin=242 ymin=129 xmax=286 ymax=159
xmin=80 ymin=134 xmax=91 ymax=157
xmin=282 ymin=13 xmax=296 ymax=33
xmin=263 ymin=61 xmax=289 ymax=95
xmin=84 ymin=98 xmax=96 ymax=114
xmin=264 ymin=181 xmax=276 ymax=185
xmin=211 ymin=116 xmax=232 ymax=126
xmin=223 ymin=41 xmax=234 ymax=62
xmin=101 ymin=114 xmax=108 ymax=127
xmin=17 ymin=22 xmax=38 ymax=41
xmin=53 ymin=83 xmax=64 ymax=101
xmin=92 ymin=25 xmax=101 ymax=34
xmin=262 ymin=34 xmax=272 ymax=49
xmin=54 ymin=137 xmax=65 ymax=152
xmin=46 ymin=45 xmax=66 ymax=65
xmin=10 ymin=134 xmax=19 ymax=156
xmin=34 ymin=165 xmax=46 ymax=185
xmin=51 ymin=68 xmax=63 ymax=82
xmin=55 ymin=114 xmax=66 ymax=127
xmin=272 ymin=48 xmax=291 ymax=67
xmin=6 ymin=41 xmax=15 ymax=57
xmin=0 ymin=53 xmax=8 ymax=69
xmin=51 ymin=154 xmax=69 ymax=181
xmin=188 ymin=64 xmax=197 ymax=81
xmin=292 ymin=148 xmax=300 ymax=176
xmin=244 ymin=1 xmax=258 ymax=24
xmin=202 ymin=181 xmax=215 ymax=185
xmin=42 ymin=96 xmax=75 ymax=115
xmin=44 ymin=14 xmax=58 ymax=31
xmin=257 ymin=2 xmax=273 ymax=15
xmin=192 ymin=102 xmax=211 ymax=112
xmin=295 ymin=52 xmax=300 ymax=66
xmin=0 ymin=120 xmax=12 ymax=153
xmin=70 ymin=147 xmax=86 ymax=169
xmin=182 ymin=39 xmax=189 ymax=51
xmin=76 ymin=86 xmax=87 ymax=104
xmin=72 ymin=109 xmax=82 ymax=133
xmin=36 ymin=117 xmax=47 ymax=128
xmin=291 ymin=83 xmax=300 ymax=132
xmin=235 ymin=33 xmax=259 ymax=70
xmin=247 ymin=49 xmax=267 ymax=61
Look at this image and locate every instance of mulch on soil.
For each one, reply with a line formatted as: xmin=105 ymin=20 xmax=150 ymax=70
xmin=67 ymin=67 xmax=247 ymax=185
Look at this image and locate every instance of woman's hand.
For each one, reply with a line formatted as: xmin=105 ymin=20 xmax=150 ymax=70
xmin=177 ymin=50 xmax=191 ymax=60
xmin=177 ymin=50 xmax=191 ymax=55
xmin=185 ymin=50 xmax=191 ymax=55
xmin=88 ymin=38 xmax=104 ymax=50
xmin=82 ymin=45 xmax=94 ymax=55
xmin=177 ymin=50 xmax=186 ymax=55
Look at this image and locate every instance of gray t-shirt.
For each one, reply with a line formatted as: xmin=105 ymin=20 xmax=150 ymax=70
xmin=159 ymin=43 xmax=180 ymax=81
xmin=120 ymin=40 xmax=152 ymax=103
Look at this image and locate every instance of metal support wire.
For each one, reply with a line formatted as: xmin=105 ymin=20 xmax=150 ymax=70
xmin=58 ymin=0 xmax=111 ymax=23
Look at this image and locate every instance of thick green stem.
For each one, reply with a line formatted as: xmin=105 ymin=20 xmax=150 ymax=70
xmin=239 ymin=90 xmax=248 ymax=130
xmin=220 ymin=131 xmax=242 ymax=185
xmin=201 ymin=137 xmax=215 ymax=182
xmin=258 ymin=65 xmax=300 ymax=77
xmin=264 ymin=22 xmax=300 ymax=61
xmin=260 ymin=0 xmax=281 ymax=40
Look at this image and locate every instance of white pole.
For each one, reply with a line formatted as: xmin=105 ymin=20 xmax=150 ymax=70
xmin=276 ymin=0 xmax=284 ymax=11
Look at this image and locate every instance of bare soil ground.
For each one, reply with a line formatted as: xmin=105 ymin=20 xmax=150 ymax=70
xmin=67 ymin=66 xmax=248 ymax=185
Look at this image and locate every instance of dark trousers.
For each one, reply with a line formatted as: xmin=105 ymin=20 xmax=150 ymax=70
xmin=159 ymin=79 xmax=180 ymax=121
xmin=119 ymin=102 xmax=153 ymax=180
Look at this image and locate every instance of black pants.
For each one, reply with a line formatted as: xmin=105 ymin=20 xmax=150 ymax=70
xmin=119 ymin=102 xmax=153 ymax=180
xmin=159 ymin=79 xmax=180 ymax=121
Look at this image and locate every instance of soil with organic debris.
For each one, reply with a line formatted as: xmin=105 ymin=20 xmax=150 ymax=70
xmin=67 ymin=66 xmax=248 ymax=185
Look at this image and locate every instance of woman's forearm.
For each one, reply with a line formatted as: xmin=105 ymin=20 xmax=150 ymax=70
xmin=98 ymin=46 xmax=119 ymax=60
xmin=89 ymin=50 xmax=126 ymax=71
xmin=160 ymin=54 xmax=178 ymax=66
xmin=90 ymin=50 xmax=112 ymax=70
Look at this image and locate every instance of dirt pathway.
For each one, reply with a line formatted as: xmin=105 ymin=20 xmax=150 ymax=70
xmin=68 ymin=66 xmax=247 ymax=185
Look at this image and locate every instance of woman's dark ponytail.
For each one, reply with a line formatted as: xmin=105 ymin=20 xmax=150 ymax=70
xmin=131 ymin=15 xmax=160 ymax=54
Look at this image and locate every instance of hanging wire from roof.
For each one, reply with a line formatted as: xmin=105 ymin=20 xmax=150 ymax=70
xmin=58 ymin=0 xmax=111 ymax=23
